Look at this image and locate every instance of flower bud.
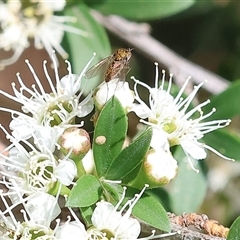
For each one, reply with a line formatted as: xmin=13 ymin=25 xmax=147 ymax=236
xmin=94 ymin=78 xmax=134 ymax=112
xmin=132 ymin=148 xmax=178 ymax=189
xmin=58 ymin=127 xmax=91 ymax=160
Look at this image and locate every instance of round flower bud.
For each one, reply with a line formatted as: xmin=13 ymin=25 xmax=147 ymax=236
xmin=94 ymin=78 xmax=134 ymax=112
xmin=132 ymin=148 xmax=178 ymax=189
xmin=58 ymin=127 xmax=91 ymax=160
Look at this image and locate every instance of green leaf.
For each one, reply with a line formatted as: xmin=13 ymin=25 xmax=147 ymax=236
xmin=227 ymin=215 xmax=240 ymax=240
xmin=93 ymin=97 xmax=128 ymax=177
xmin=105 ymin=128 xmax=152 ymax=180
xmin=126 ymin=187 xmax=170 ymax=232
xmin=64 ymin=4 xmax=111 ymax=94
xmin=66 ymin=175 xmax=102 ymax=207
xmin=80 ymin=206 xmax=94 ymax=227
xmin=203 ymin=129 xmax=240 ymax=161
xmin=49 ymin=181 xmax=70 ymax=196
xmin=102 ymin=182 xmax=124 ymax=202
xmin=204 ymin=80 xmax=240 ymax=120
xmin=147 ymin=188 xmax=171 ymax=212
xmin=168 ymin=147 xmax=207 ymax=214
xmin=89 ymin=0 xmax=195 ymax=20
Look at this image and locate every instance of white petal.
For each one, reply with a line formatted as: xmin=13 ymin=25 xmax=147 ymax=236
xmin=9 ymin=117 xmax=35 ymax=140
xmin=58 ymin=74 xmax=79 ymax=95
xmin=92 ymin=201 xmax=140 ymax=239
xmin=26 ymin=192 xmax=60 ymax=225
xmin=55 ymin=221 xmax=88 ymax=239
xmin=45 ymin=0 xmax=66 ymax=11
xmin=81 ymin=149 xmax=94 ymax=173
xmin=181 ymin=139 xmax=207 ymax=160
xmin=55 ymin=159 xmax=77 ymax=186
xmin=150 ymin=128 xmax=169 ymax=151
xmin=78 ymin=98 xmax=94 ymax=117
xmin=114 ymin=217 xmax=140 ymax=239
xmin=34 ymin=126 xmax=63 ymax=153
xmin=8 ymin=147 xmax=25 ymax=165
xmin=91 ymin=201 xmax=114 ymax=229
xmin=130 ymin=103 xmax=151 ymax=119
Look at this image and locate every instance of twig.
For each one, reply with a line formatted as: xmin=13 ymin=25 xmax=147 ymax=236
xmin=168 ymin=212 xmax=229 ymax=238
xmin=140 ymin=221 xmax=227 ymax=240
xmin=91 ymin=11 xmax=229 ymax=95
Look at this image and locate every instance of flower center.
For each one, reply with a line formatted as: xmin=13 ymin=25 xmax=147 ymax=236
xmin=101 ymin=229 xmax=115 ymax=239
xmin=23 ymin=153 xmax=56 ymax=191
xmin=18 ymin=223 xmax=53 ymax=240
xmin=44 ymin=99 xmax=74 ymax=127
xmin=88 ymin=227 xmax=114 ymax=240
xmin=20 ymin=0 xmax=52 ymax=27
xmin=163 ymin=120 xmax=177 ymax=134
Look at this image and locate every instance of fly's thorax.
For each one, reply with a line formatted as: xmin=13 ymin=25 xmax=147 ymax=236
xmin=113 ymin=48 xmax=132 ymax=61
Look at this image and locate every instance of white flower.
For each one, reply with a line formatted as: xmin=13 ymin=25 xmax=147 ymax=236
xmin=90 ymin=201 xmax=140 ymax=239
xmin=0 ymin=126 xmax=77 ymax=200
xmin=0 ymin=188 xmax=60 ymax=240
xmin=0 ymin=53 xmax=94 ymax=143
xmin=56 ymin=186 xmax=176 ymax=240
xmin=132 ymin=63 xmax=234 ymax=172
xmin=57 ymin=187 xmax=143 ymax=240
xmin=89 ymin=186 xmax=176 ymax=239
xmin=94 ymin=78 xmax=135 ymax=112
xmin=0 ymin=0 xmax=86 ymax=68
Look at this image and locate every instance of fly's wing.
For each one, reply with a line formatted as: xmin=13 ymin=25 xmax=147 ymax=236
xmin=114 ymin=61 xmax=131 ymax=81
xmin=84 ymin=56 xmax=112 ymax=79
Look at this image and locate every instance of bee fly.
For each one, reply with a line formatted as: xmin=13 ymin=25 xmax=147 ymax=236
xmin=84 ymin=48 xmax=132 ymax=82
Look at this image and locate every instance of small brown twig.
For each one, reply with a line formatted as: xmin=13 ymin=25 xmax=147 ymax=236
xmin=168 ymin=212 xmax=229 ymax=239
xmin=139 ymin=212 xmax=228 ymax=240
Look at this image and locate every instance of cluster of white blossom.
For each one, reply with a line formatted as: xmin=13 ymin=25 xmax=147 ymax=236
xmin=0 ymin=53 xmax=233 ymax=238
xmin=0 ymin=182 xmax=177 ymax=240
xmin=0 ymin=0 xmax=86 ymax=68
xmin=0 ymin=3 xmax=234 ymax=235
xmin=131 ymin=63 xmax=234 ymax=174
xmin=0 ymin=52 xmax=183 ymax=239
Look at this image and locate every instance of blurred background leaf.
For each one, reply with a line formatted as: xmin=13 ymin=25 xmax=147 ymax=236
xmin=203 ymin=129 xmax=240 ymax=161
xmin=168 ymin=147 xmax=207 ymax=214
xmin=84 ymin=0 xmax=195 ymax=20
xmin=204 ymin=80 xmax=240 ymax=120
xmin=64 ymin=3 xmax=111 ymax=94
